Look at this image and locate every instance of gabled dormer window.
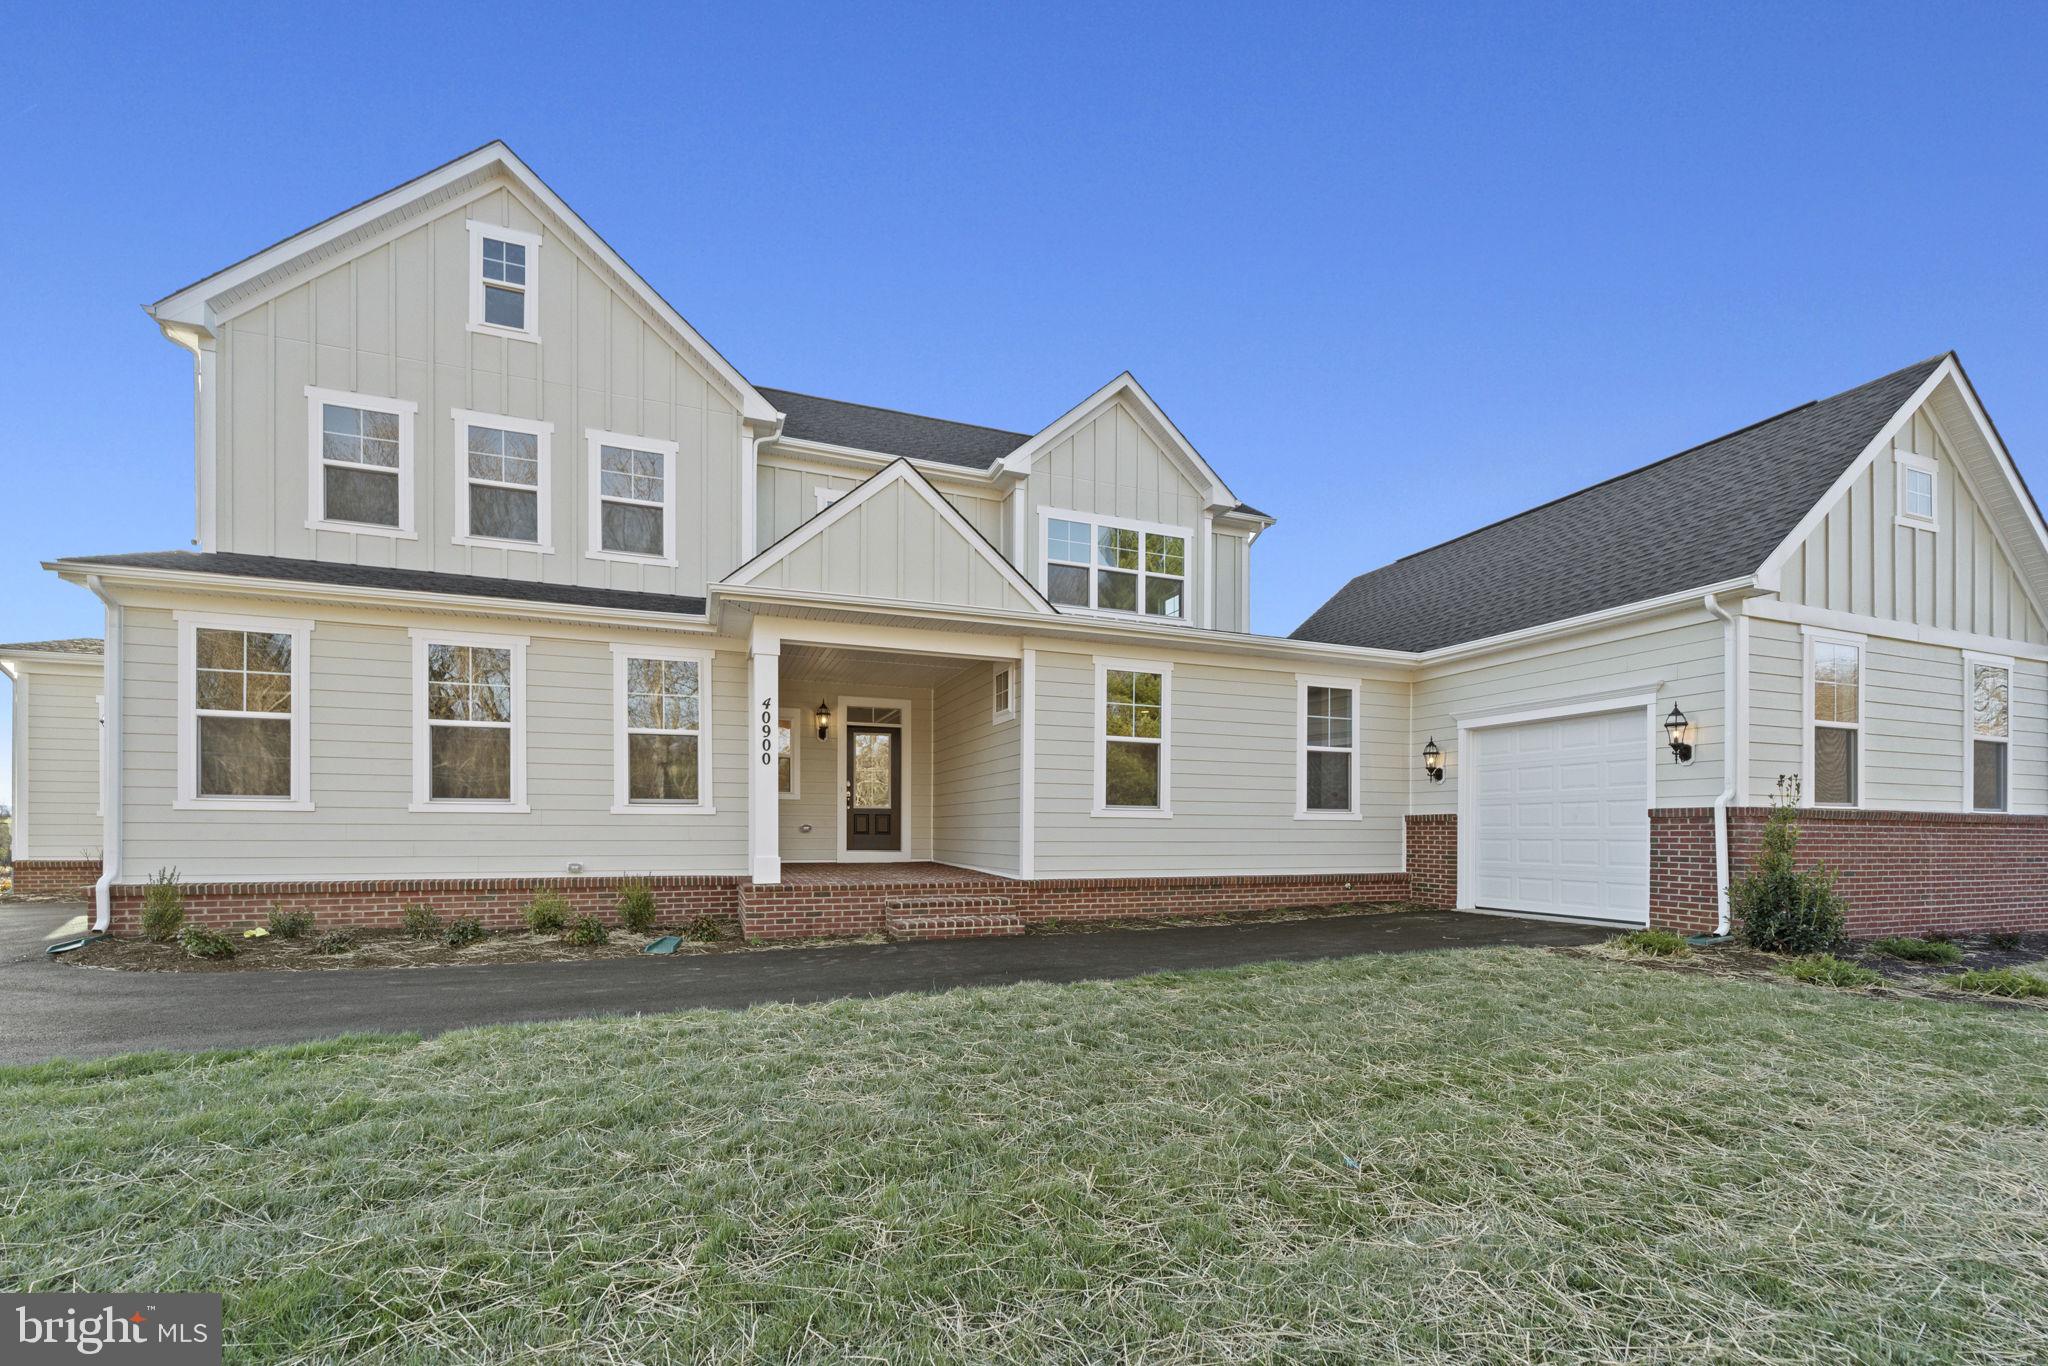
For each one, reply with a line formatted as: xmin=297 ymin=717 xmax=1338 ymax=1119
xmin=467 ymin=221 xmax=541 ymax=341
xmin=305 ymin=387 xmax=416 ymax=538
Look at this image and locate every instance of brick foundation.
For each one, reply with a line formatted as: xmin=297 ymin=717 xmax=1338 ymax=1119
xmin=1648 ymin=809 xmax=1721 ymax=934
xmin=7 ymin=859 xmax=102 ymax=900
xmin=1403 ymin=814 xmax=1457 ymax=909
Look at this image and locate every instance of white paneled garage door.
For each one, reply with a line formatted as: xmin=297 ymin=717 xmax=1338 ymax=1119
xmin=1470 ymin=708 xmax=1649 ymax=925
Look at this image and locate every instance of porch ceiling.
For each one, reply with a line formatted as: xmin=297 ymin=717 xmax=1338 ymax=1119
xmin=781 ymin=642 xmax=987 ymax=690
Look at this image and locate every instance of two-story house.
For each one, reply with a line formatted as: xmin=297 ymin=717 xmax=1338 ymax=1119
xmin=7 ymin=142 xmax=2047 ymax=943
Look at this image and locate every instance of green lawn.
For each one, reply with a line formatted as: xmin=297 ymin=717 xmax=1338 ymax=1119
xmin=5 ymin=949 xmax=2046 ymax=1362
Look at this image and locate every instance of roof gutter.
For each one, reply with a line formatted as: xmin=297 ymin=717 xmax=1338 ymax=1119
xmin=1702 ymin=592 xmax=1739 ymax=937
xmin=82 ymin=576 xmax=122 ymax=933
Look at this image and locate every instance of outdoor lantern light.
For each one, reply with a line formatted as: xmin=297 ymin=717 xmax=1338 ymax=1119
xmin=1422 ymin=737 xmax=1445 ymax=782
xmin=1664 ymin=703 xmax=1693 ymax=763
xmin=814 ymin=700 xmax=832 ymax=741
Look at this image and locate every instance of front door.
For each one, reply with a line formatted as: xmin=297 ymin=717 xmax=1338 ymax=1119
xmin=846 ymin=725 xmax=902 ymax=852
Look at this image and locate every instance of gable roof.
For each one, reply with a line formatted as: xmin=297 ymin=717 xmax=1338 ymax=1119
xmin=1292 ymin=355 xmax=1949 ymax=652
xmin=757 ymin=388 xmax=1032 ymax=469
xmin=995 ymin=373 xmax=1237 ymax=508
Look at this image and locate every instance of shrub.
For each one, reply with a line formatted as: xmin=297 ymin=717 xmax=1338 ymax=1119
xmin=1732 ymin=779 xmax=1847 ymax=954
xmin=312 ymin=929 xmax=360 ymax=955
xmin=1869 ymin=936 xmax=1962 ymax=965
xmin=178 ymin=924 xmax=237 ymax=960
xmin=562 ymin=914 xmax=609 ymax=946
xmin=522 ymin=891 xmax=569 ymax=934
xmin=1944 ymin=968 xmax=2048 ymax=999
xmin=400 ymin=903 xmax=442 ymax=940
xmin=140 ymin=867 xmax=185 ymax=942
xmin=682 ymin=915 xmax=727 ymax=944
xmin=443 ymin=916 xmax=487 ymax=947
xmin=617 ymin=879 xmax=657 ymax=934
xmin=266 ymin=906 xmax=313 ymax=939
xmin=1613 ymin=928 xmax=1691 ymax=957
xmin=1780 ymin=954 xmax=1882 ymax=989
xmin=1990 ymin=931 xmax=2023 ymax=952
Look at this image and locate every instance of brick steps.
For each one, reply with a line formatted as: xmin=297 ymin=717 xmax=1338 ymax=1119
xmin=886 ymin=895 xmax=1022 ymax=940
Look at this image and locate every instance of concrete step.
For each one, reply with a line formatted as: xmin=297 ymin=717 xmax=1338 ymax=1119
xmin=885 ymin=895 xmax=1022 ymax=940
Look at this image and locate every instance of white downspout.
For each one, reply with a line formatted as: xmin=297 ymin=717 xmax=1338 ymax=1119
xmin=85 ymin=575 xmax=122 ymax=932
xmin=1703 ymin=593 xmax=1737 ymax=935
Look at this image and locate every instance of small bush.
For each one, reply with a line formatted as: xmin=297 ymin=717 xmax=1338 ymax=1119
xmin=312 ymin=929 xmax=360 ymax=955
xmin=140 ymin=868 xmax=185 ymax=942
xmin=522 ymin=891 xmax=569 ymax=934
xmin=266 ymin=906 xmax=313 ymax=939
xmin=1869 ymin=936 xmax=1962 ymax=965
xmin=1990 ymin=931 xmax=2023 ymax=952
xmin=562 ymin=914 xmax=609 ymax=946
xmin=1944 ymin=968 xmax=2048 ymax=999
xmin=617 ymin=879 xmax=657 ymax=934
xmin=400 ymin=903 xmax=442 ymax=940
xmin=1613 ymin=928 xmax=1691 ymax=957
xmin=1780 ymin=954 xmax=1882 ymax=989
xmin=178 ymin=924 xmax=237 ymax=960
xmin=1733 ymin=780 xmax=1847 ymax=954
xmin=681 ymin=915 xmax=728 ymax=944
xmin=443 ymin=916 xmax=487 ymax=947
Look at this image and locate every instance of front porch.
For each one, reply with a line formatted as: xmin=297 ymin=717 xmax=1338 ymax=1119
xmin=744 ymin=860 xmax=1023 ymax=940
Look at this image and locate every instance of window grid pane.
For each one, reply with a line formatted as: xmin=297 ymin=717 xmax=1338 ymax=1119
xmin=193 ymin=627 xmax=295 ymax=799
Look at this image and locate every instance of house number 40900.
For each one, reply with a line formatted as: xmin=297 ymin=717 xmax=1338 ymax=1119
xmin=759 ymin=698 xmax=775 ymax=766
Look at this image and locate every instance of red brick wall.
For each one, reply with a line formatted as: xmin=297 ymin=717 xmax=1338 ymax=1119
xmin=8 ymin=859 xmax=101 ymax=900
xmin=1403 ymin=815 xmax=1458 ymax=910
xmin=1648 ymin=808 xmax=1720 ymax=934
xmin=109 ymin=874 xmax=742 ymax=935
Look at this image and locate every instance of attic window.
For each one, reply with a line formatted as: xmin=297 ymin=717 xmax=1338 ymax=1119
xmin=1896 ymin=450 xmax=1938 ymax=529
xmin=467 ymin=221 xmax=541 ymax=340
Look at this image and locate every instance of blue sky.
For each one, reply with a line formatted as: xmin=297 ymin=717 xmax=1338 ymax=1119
xmin=3 ymin=2 xmax=2044 ymax=804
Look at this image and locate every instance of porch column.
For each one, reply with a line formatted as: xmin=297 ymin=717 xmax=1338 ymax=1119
xmin=748 ymin=624 xmax=781 ymax=884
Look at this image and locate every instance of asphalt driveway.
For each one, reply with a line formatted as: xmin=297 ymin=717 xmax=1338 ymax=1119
xmin=0 ymin=901 xmax=1604 ymax=1065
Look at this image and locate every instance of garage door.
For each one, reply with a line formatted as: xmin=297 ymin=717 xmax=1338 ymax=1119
xmin=1470 ymin=708 xmax=1649 ymax=924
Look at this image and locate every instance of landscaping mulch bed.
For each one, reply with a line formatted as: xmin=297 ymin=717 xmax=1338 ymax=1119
xmin=1585 ymin=930 xmax=2048 ymax=1009
xmin=62 ymin=927 xmax=790 ymax=973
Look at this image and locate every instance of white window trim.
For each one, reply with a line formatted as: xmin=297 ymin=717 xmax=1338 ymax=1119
xmin=1800 ymin=625 xmax=1866 ymax=810
xmin=1963 ymin=651 xmax=2015 ymax=813
xmin=1092 ymin=657 xmax=1173 ymax=818
xmin=1040 ymin=507 xmax=1194 ymax=623
xmin=1895 ymin=449 xmax=1939 ymax=531
xmin=410 ymin=628 xmax=529 ymax=813
xmin=585 ymin=428 xmax=680 ymax=566
xmin=814 ymin=487 xmax=846 ymax=513
xmin=777 ymin=707 xmax=800 ymax=800
xmin=466 ymin=220 xmax=542 ymax=342
xmin=452 ymin=409 xmax=555 ymax=553
xmin=174 ymin=610 xmax=315 ymax=812
xmin=1295 ymin=674 xmax=1361 ymax=820
xmin=610 ymin=644 xmax=716 ymax=815
xmin=833 ymin=693 xmax=916 ymax=862
xmin=305 ymin=386 xmax=418 ymax=539
xmin=992 ymin=664 xmax=1018 ymax=725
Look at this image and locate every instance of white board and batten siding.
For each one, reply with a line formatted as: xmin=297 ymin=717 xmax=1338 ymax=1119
xmin=6 ymin=663 xmax=102 ymax=861
xmin=214 ymin=181 xmax=746 ymax=597
xmin=755 ymin=456 xmax=1007 ymax=559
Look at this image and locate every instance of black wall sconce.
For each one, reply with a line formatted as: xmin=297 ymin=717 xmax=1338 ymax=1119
xmin=1664 ymin=703 xmax=1693 ymax=763
xmin=1421 ymin=737 xmax=1445 ymax=783
xmin=814 ymin=700 xmax=832 ymax=742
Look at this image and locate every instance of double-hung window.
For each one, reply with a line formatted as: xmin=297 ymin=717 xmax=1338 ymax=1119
xmin=467 ymin=221 xmax=541 ymax=339
xmin=1045 ymin=512 xmax=1188 ymax=619
xmin=412 ymin=631 xmax=526 ymax=811
xmin=1806 ymin=631 xmax=1863 ymax=807
xmin=454 ymin=411 xmax=552 ymax=550
xmin=1298 ymin=678 xmax=1358 ymax=817
xmin=177 ymin=612 xmax=313 ymax=810
xmin=306 ymin=387 xmax=415 ymax=536
xmin=1966 ymin=655 xmax=2012 ymax=812
xmin=612 ymin=647 xmax=712 ymax=812
xmin=1096 ymin=660 xmax=1170 ymax=815
xmin=587 ymin=429 xmax=678 ymax=564
xmin=1896 ymin=450 xmax=1938 ymax=530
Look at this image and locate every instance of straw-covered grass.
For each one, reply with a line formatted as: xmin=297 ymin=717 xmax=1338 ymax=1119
xmin=4 ymin=948 xmax=2047 ymax=1362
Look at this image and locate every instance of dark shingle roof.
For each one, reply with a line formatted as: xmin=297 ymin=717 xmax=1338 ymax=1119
xmin=758 ymin=387 xmax=1032 ymax=469
xmin=0 ymin=637 xmax=102 ymax=656
xmin=54 ymin=552 xmax=707 ymax=617
xmin=1292 ymin=356 xmax=1947 ymax=653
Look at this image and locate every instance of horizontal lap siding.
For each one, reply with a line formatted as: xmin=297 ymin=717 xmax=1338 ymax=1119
xmin=1032 ymin=649 xmax=1404 ymax=877
xmin=15 ymin=666 xmax=101 ymax=860
xmin=932 ymin=663 xmax=1019 ymax=875
xmin=775 ymin=679 xmax=935 ymax=864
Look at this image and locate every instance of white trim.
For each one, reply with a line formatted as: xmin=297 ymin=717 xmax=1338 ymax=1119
xmin=1039 ymin=506 xmax=1194 ymax=623
xmin=408 ymin=627 xmax=529 ymax=813
xmin=585 ymin=428 xmax=680 ymax=566
xmin=6 ymin=668 xmax=25 ymax=857
xmin=995 ymin=372 xmax=1236 ymax=507
xmin=748 ymin=630 xmax=781 ymax=883
xmin=465 ymin=220 xmax=541 ymax=342
xmin=609 ymin=644 xmax=716 ymax=815
xmin=834 ymin=693 xmax=915 ymax=862
xmin=813 ymin=486 xmax=846 ymax=514
xmin=1741 ymin=597 xmax=2048 ymax=664
xmin=451 ymin=408 xmax=554 ymax=553
xmin=1456 ymin=691 xmax=1662 ymax=734
xmin=992 ymin=663 xmax=1018 ymax=724
xmin=173 ymin=609 xmax=316 ymax=812
xmin=1295 ymin=674 xmax=1361 ymax=819
xmin=777 ymin=707 xmax=801 ymax=800
xmin=1092 ymin=657 xmax=1173 ymax=818
xmin=1894 ymin=448 xmax=1939 ymax=532
xmin=1962 ymin=651 xmax=2015 ymax=813
xmin=1018 ymin=648 xmax=1036 ymax=880
xmin=1199 ymin=510 xmax=1215 ymax=628
xmin=1919 ymin=398 xmax=2048 ymax=635
xmin=304 ymin=386 xmax=418 ymax=539
xmin=1800 ymin=626 xmax=1866 ymax=810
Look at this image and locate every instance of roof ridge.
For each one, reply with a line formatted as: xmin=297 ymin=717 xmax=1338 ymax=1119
xmin=1374 ymin=353 xmax=1949 ymax=573
xmin=758 ymin=386 xmax=1032 ymax=440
